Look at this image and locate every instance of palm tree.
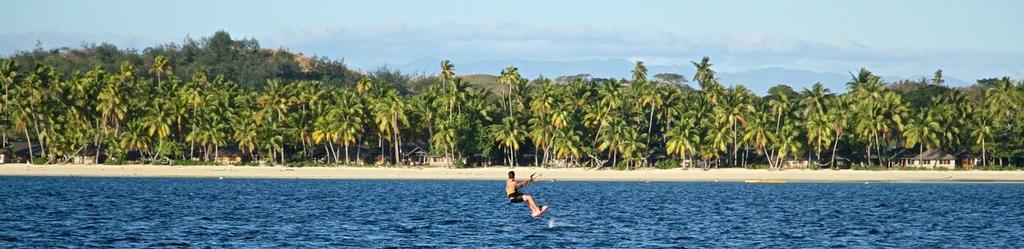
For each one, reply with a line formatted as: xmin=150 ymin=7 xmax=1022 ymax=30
xmin=529 ymin=115 xmax=557 ymax=166
xmin=587 ymin=80 xmax=623 ymax=144
xmin=312 ymin=110 xmax=340 ymax=163
xmin=970 ymin=113 xmax=993 ymax=168
xmin=259 ymin=79 xmax=292 ymax=122
xmin=715 ymin=87 xmax=754 ymax=167
xmin=336 ymin=90 xmax=365 ymax=165
xmin=597 ymin=120 xmax=626 ymax=167
xmin=198 ymin=118 xmax=228 ymax=162
xmin=854 ymin=111 xmax=881 ymax=166
xmin=440 ymin=60 xmax=455 ymax=89
xmin=870 ymin=92 xmax=907 ymax=167
xmin=658 ymin=86 xmax=686 ymax=129
xmin=768 ymin=91 xmax=791 ymax=132
xmin=552 ymin=128 xmax=584 ymax=166
xmin=986 ymin=77 xmax=1022 ymax=166
xmin=799 ymin=83 xmax=831 ymax=165
xmin=632 ymin=61 xmax=647 ymax=83
xmin=847 ymin=68 xmax=885 ymax=165
xmin=144 ymin=100 xmax=172 ymax=163
xmin=260 ymin=127 xmax=284 ymax=165
xmin=583 ymin=101 xmax=613 ymax=142
xmin=805 ymin=113 xmax=831 ymax=166
xmin=692 ymin=56 xmax=715 ymax=87
xmin=931 ymin=69 xmax=944 ymax=85
xmin=371 ymin=90 xmax=408 ymax=165
xmin=773 ymin=124 xmax=802 ymax=170
xmin=742 ymin=112 xmax=775 ymax=169
xmin=149 ymin=55 xmax=171 ymax=89
xmin=617 ymin=128 xmax=645 ymax=169
xmin=356 ymin=75 xmax=375 ymax=96
xmin=666 ymin=118 xmax=699 ymax=169
xmin=179 ymin=72 xmax=207 ymax=159
xmin=447 ymin=78 xmax=471 ymax=115
xmin=465 ymin=88 xmax=498 ymax=122
xmin=492 ymin=117 xmax=524 ymax=167
xmin=636 ymin=81 xmax=664 ymax=152
xmin=292 ymin=81 xmax=323 ymax=158
xmin=232 ymin=112 xmax=258 ymax=162
xmin=20 ymin=66 xmax=51 ymax=159
xmin=799 ymin=83 xmax=830 ymax=120
xmin=120 ymin=122 xmax=151 ymax=157
xmin=432 ymin=118 xmax=458 ymax=167
xmin=0 ymin=60 xmax=17 ymax=149
xmin=704 ymin=121 xmax=730 ymax=168
xmin=825 ymin=97 xmax=850 ymax=169
xmin=902 ymin=111 xmax=941 ymax=168
xmin=499 ymin=65 xmax=522 ymax=118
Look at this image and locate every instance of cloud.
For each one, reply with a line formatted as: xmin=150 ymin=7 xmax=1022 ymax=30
xmin=254 ymin=23 xmax=1022 ymax=81
xmin=2 ymin=23 xmax=1021 ymax=83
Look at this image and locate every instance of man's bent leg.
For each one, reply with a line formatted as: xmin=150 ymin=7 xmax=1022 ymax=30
xmin=523 ymin=195 xmax=539 ymax=213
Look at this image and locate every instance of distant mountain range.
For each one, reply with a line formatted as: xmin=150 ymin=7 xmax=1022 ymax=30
xmin=382 ymin=58 xmax=970 ymax=94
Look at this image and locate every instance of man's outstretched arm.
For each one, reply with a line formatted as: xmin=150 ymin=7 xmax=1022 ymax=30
xmin=515 ymin=177 xmax=538 ymax=187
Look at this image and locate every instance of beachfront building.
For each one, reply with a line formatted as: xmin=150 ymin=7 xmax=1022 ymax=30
xmin=73 ymin=146 xmax=105 ymax=164
xmin=895 ymin=149 xmax=972 ymax=169
xmin=955 ymin=151 xmax=979 ymax=170
xmin=8 ymin=142 xmax=41 ymax=163
xmin=779 ymin=156 xmax=811 ymax=169
xmin=426 ymin=155 xmax=452 ymax=166
xmin=402 ymin=146 xmax=429 ymax=165
xmin=214 ymin=146 xmax=244 ymax=165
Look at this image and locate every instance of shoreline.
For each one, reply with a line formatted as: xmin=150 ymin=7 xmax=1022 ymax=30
xmin=2 ymin=164 xmax=1024 ymax=183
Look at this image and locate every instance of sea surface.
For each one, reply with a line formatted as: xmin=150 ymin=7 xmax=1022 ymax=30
xmin=1 ymin=177 xmax=1022 ymax=248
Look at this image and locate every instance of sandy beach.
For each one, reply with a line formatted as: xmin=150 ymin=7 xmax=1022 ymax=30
xmin=1 ymin=164 xmax=1023 ymax=182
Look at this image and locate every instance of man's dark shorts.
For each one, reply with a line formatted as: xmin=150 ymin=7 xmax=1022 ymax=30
xmin=508 ymin=192 xmax=525 ymax=203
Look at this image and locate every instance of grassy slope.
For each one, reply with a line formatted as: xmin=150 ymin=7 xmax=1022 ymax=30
xmin=461 ymin=74 xmax=503 ymax=93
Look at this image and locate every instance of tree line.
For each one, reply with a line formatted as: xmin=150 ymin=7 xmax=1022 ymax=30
xmin=1 ymin=33 xmax=1023 ymax=169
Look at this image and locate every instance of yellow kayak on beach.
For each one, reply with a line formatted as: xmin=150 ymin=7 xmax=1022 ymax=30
xmin=744 ymin=179 xmax=787 ymax=183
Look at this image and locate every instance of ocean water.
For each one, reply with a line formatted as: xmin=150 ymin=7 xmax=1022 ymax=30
xmin=1 ymin=177 xmax=1022 ymax=248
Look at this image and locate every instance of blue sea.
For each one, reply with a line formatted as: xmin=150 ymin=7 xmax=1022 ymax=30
xmin=1 ymin=177 xmax=1022 ymax=248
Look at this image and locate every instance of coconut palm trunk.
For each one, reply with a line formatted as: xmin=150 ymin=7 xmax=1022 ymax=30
xmin=344 ymin=143 xmax=351 ymax=165
xmin=393 ymin=111 xmax=402 ymax=165
xmin=732 ymin=122 xmax=738 ymax=167
xmin=865 ymin=141 xmax=871 ymax=166
xmin=980 ymin=138 xmax=987 ymax=167
xmin=646 ymin=107 xmax=656 ymax=149
xmin=152 ymin=140 xmax=163 ymax=165
xmin=31 ymin=113 xmax=46 ymax=158
xmin=830 ymin=131 xmax=841 ymax=170
xmin=326 ymin=142 xmax=337 ymax=163
xmin=279 ymin=149 xmax=285 ymax=164
xmin=874 ymin=134 xmax=883 ymax=167
xmin=24 ymin=130 xmax=34 ymax=162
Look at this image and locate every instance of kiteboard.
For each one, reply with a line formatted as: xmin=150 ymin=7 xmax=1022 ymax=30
xmin=531 ymin=205 xmax=549 ymax=218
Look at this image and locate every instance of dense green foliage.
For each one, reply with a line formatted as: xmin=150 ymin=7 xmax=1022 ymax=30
xmin=2 ymin=32 xmax=1023 ymax=169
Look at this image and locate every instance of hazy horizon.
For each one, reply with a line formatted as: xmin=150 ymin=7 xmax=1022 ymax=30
xmin=4 ymin=0 xmax=1022 ymax=92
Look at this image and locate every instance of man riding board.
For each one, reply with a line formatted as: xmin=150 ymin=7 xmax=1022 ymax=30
xmin=506 ymin=171 xmax=548 ymax=218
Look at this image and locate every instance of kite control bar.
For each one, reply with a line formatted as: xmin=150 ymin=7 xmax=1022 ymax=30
xmin=529 ymin=172 xmax=543 ymax=183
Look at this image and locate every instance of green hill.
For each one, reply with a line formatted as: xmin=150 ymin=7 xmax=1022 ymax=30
xmin=461 ymin=74 xmax=502 ymax=92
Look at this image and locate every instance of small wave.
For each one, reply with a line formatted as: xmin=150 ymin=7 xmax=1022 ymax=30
xmin=547 ymin=218 xmax=574 ymax=229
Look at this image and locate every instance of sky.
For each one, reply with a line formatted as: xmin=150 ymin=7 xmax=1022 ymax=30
xmin=2 ymin=0 xmax=1022 ymax=91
